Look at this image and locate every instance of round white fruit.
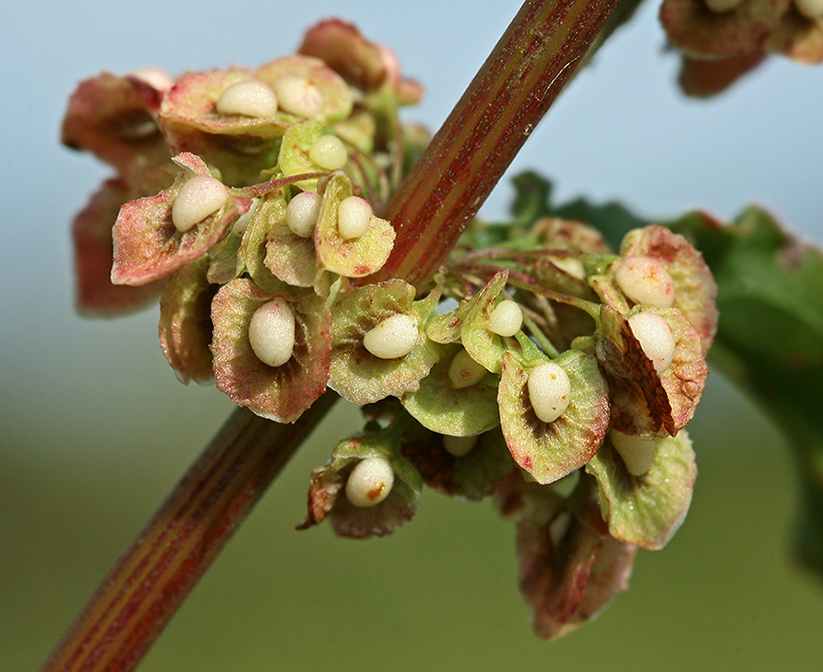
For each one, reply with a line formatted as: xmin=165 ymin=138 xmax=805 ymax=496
xmin=487 ymin=299 xmax=523 ymax=337
xmin=272 ymin=76 xmax=322 ymax=117
xmin=345 ymin=456 xmax=395 ymax=507
xmin=248 ymin=298 xmax=296 ymax=368
xmin=363 ymin=313 xmax=419 ymax=359
xmin=615 ymin=255 xmax=675 ymax=308
xmin=527 ymin=361 xmax=571 ymax=424
xmin=285 ymin=191 xmax=322 ymax=238
xmin=171 ymin=176 xmax=228 ymax=233
xmin=216 ymin=80 xmax=278 ymax=118
xmin=628 ymin=311 xmax=676 ymax=374
xmin=610 ymin=430 xmax=658 ymax=476
xmin=308 ymin=135 xmax=348 ymax=170
xmin=337 ymin=196 xmax=373 ymax=240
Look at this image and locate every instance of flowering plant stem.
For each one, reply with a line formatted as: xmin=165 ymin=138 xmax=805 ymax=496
xmin=41 ymin=1 xmax=618 ymax=670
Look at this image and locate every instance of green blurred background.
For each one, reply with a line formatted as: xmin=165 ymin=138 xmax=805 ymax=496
xmin=3 ymin=1 xmax=823 ymax=670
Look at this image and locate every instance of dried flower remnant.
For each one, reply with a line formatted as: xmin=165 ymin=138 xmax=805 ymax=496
xmin=660 ymin=0 xmax=823 ymax=95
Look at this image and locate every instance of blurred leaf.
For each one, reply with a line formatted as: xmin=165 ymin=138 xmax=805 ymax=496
xmin=673 ymin=207 xmax=823 ymax=579
xmin=510 ymin=171 xmax=648 ymax=249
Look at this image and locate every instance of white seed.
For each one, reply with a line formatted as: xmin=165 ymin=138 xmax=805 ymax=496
xmin=232 ymin=197 xmax=259 ymax=236
xmin=448 ymin=349 xmax=488 ymax=389
xmin=443 ymin=434 xmax=478 ymax=458
xmin=308 ymin=135 xmax=348 ymax=170
xmin=248 ymin=298 xmax=296 ymax=368
xmin=285 ymin=191 xmax=322 ymax=238
xmin=363 ymin=313 xmax=419 ymax=359
xmin=549 ymin=511 xmax=572 ymax=547
xmin=272 ymin=75 xmax=322 ymax=117
xmin=216 ymin=79 xmax=278 ymax=118
xmin=551 ymin=256 xmax=586 ymax=280
xmin=615 ymin=256 xmax=675 ymax=308
xmin=628 ymin=312 xmax=676 ymax=374
xmin=527 ymin=362 xmax=571 ymax=424
xmin=610 ymin=430 xmax=658 ymax=477
xmin=794 ymin=0 xmax=823 ymax=19
xmin=337 ymin=196 xmax=373 ymax=240
xmin=171 ymin=176 xmax=228 ymax=233
xmin=129 ymin=66 xmax=174 ymax=91
xmin=345 ymin=456 xmax=394 ymax=507
xmin=487 ymin=299 xmax=523 ymax=337
xmin=704 ymin=0 xmax=745 ymax=12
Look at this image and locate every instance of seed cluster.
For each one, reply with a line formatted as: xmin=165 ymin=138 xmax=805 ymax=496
xmin=63 ymin=21 xmax=717 ymax=640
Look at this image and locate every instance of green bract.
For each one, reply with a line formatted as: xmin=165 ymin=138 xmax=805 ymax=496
xmin=111 ymin=153 xmax=251 ymax=286
xmin=298 ymin=420 xmax=423 ymax=539
xmin=278 ymin=119 xmax=335 ymax=191
xmin=460 ymin=270 xmax=512 ymax=374
xmin=329 ymin=279 xmax=439 ymax=405
xmin=400 ymin=343 xmax=500 ymax=437
xmin=596 ymin=305 xmax=707 ymax=437
xmin=401 ymin=422 xmax=514 ymax=501
xmin=211 ymin=278 xmax=332 ymax=422
xmin=513 ymin=487 xmax=637 ymax=640
xmin=498 ymin=349 xmax=610 ymax=485
xmin=159 ymin=69 xmax=288 ymax=187
xmin=586 ymin=431 xmax=697 ymax=550
xmin=158 ymin=257 xmax=216 ymax=385
xmin=314 ymin=174 xmax=395 ymax=278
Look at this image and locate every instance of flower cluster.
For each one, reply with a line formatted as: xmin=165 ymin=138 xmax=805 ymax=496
xmin=660 ymin=0 xmax=823 ymax=95
xmin=63 ymin=19 xmax=717 ymax=639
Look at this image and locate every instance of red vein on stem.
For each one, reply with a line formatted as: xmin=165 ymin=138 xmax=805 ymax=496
xmin=40 ymin=1 xmax=619 ymax=670
xmin=370 ymin=0 xmax=620 ymax=287
xmin=41 ymin=394 xmax=337 ymax=672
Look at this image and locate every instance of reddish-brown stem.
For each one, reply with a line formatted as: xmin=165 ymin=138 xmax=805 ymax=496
xmin=40 ymin=393 xmax=337 ymax=672
xmin=371 ymin=0 xmax=620 ymax=287
xmin=42 ymin=1 xmax=619 ymax=670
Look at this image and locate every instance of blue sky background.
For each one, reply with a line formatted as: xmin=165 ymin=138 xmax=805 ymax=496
xmin=2 ymin=1 xmax=823 ymax=670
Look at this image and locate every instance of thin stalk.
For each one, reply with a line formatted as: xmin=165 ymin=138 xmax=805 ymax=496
xmin=40 ymin=393 xmax=337 ymax=672
xmin=41 ymin=1 xmax=619 ymax=670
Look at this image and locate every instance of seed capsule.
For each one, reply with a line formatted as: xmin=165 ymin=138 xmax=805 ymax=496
xmin=487 ymin=299 xmax=523 ymax=337
xmin=448 ymin=349 xmax=488 ymax=389
xmin=615 ymin=255 xmax=675 ymax=308
xmin=794 ymin=0 xmax=823 ymax=19
xmin=171 ymin=176 xmax=228 ymax=233
xmin=308 ymin=135 xmax=348 ymax=170
xmin=443 ymin=434 xmax=478 ymax=458
xmin=363 ymin=313 xmax=418 ymax=359
xmin=248 ymin=298 xmax=296 ymax=367
xmin=527 ymin=361 xmax=571 ymax=424
xmin=628 ymin=312 xmax=676 ymax=374
xmin=216 ymin=80 xmax=278 ymax=118
xmin=285 ymin=191 xmax=321 ymax=238
xmin=345 ymin=456 xmax=394 ymax=507
xmin=704 ymin=0 xmax=745 ymax=12
xmin=272 ymin=76 xmax=322 ymax=117
xmin=337 ymin=196 xmax=373 ymax=240
xmin=610 ymin=430 xmax=658 ymax=476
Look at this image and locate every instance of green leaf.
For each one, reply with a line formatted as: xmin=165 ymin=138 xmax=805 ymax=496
xmin=504 ymin=171 xmax=648 ymax=250
xmin=673 ymin=207 xmax=823 ymax=577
